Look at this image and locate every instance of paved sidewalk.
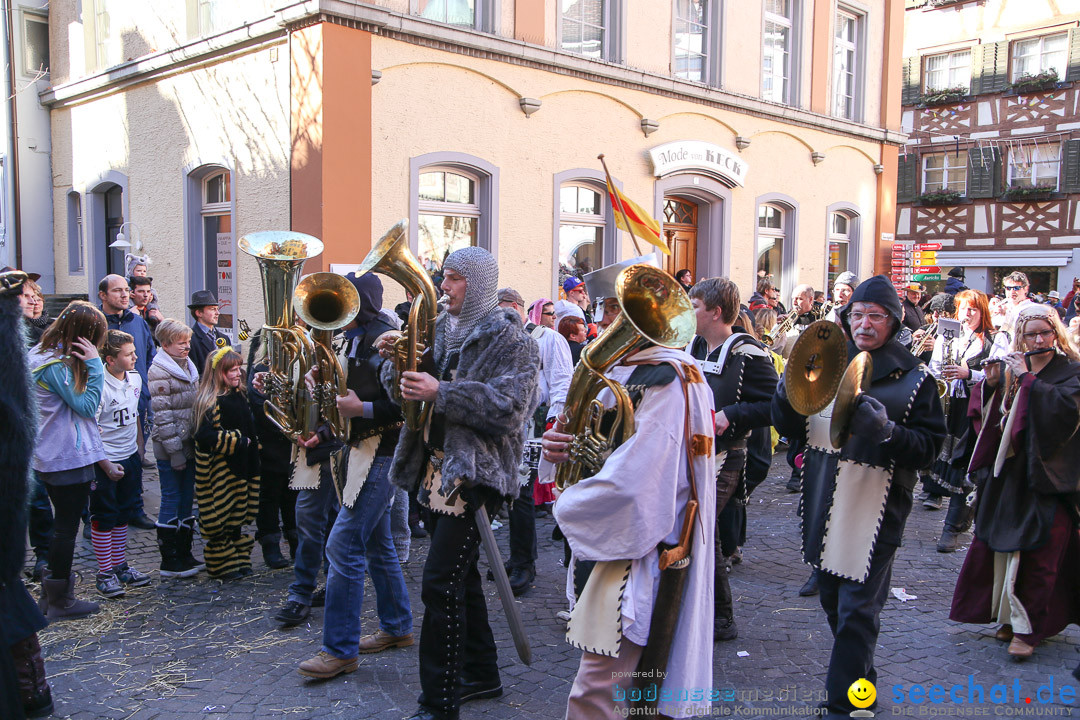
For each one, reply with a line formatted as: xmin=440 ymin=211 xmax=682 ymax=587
xmin=29 ymin=453 xmax=1080 ymax=719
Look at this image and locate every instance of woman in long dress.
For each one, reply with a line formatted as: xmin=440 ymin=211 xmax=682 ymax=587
xmin=949 ymin=304 xmax=1080 ymax=660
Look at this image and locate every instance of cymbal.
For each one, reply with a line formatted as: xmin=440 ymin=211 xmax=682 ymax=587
xmin=786 ymin=320 xmax=848 ymax=416
xmin=830 ymin=351 xmax=873 ymax=449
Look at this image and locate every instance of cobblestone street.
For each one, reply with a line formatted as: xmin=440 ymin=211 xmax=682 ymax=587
xmin=33 ymin=453 xmax=1080 ymax=719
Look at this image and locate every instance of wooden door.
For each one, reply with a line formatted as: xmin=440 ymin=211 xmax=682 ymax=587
xmin=662 ymin=197 xmax=698 ymax=279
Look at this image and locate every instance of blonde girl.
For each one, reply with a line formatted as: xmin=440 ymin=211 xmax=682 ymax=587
xmin=193 ymin=348 xmax=260 ymax=579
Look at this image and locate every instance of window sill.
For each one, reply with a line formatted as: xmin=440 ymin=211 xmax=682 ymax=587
xmin=917 ymin=94 xmax=975 ymax=108
xmin=998 ymin=191 xmax=1062 ymax=202
xmin=914 ymin=197 xmax=972 ymax=207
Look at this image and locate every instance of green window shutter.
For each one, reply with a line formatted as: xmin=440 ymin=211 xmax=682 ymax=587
xmin=967 ymin=147 xmax=1000 ymax=198
xmin=975 ymin=41 xmax=1009 ymax=95
xmin=897 ymin=154 xmax=918 ymax=203
xmin=1061 ymin=139 xmax=1080 ymax=193
xmin=1066 ymin=29 xmax=1080 ymax=82
xmin=901 ymin=57 xmax=922 ymax=105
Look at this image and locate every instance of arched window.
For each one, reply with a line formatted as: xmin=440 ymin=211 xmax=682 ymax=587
xmin=410 ymin=153 xmax=498 ymax=273
xmin=558 ymin=182 xmax=606 ymax=286
xmin=417 ymin=168 xmax=480 ymax=274
xmin=757 ymin=203 xmax=785 ymax=291
xmin=826 ymin=202 xmax=860 ymax=294
xmin=185 ymin=165 xmax=235 ymax=339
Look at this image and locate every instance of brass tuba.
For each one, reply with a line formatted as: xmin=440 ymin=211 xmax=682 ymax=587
xmin=294 ymin=272 xmax=361 ymax=441
xmin=238 ymin=231 xmax=322 ymax=441
xmin=554 ymin=264 xmax=696 ymax=490
xmin=355 ymin=219 xmax=439 ymax=431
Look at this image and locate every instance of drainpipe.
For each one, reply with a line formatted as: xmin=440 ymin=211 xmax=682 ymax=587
xmin=2 ymin=0 xmax=22 ymax=268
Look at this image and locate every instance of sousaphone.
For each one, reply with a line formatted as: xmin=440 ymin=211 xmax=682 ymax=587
xmin=785 ymin=320 xmax=847 ymax=416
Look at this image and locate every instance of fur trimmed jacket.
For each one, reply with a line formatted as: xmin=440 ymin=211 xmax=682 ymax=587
xmin=387 ymin=307 xmax=540 ymax=499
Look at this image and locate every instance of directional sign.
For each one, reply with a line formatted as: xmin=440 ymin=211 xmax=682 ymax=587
xmin=891 ymin=259 xmax=907 ymax=266
xmin=892 ymin=252 xmax=909 ymax=259
xmin=914 ymin=273 xmax=942 ymax=281
xmin=914 ymin=243 xmax=942 ymax=251
xmin=893 ymin=243 xmax=912 ymax=250
xmin=915 ymin=266 xmax=941 ymax=273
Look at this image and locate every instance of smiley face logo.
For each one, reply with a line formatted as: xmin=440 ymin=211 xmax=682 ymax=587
xmin=848 ymin=678 xmax=876 ymax=709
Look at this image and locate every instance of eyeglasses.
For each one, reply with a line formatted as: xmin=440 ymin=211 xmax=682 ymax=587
xmin=1021 ymin=329 xmax=1055 ymax=341
xmin=848 ymin=311 xmax=890 ymax=324
xmin=541 ymin=311 xmax=555 ymax=317
xmin=1003 ymin=285 xmax=1025 ymax=292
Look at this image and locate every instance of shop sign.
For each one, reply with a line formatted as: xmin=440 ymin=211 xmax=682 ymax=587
xmin=914 ymin=273 xmax=942 ymax=281
xmin=649 ymin=141 xmax=748 ymax=186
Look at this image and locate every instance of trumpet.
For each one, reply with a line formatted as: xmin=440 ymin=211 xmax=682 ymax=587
xmin=554 ymin=265 xmax=696 ymax=490
xmin=816 ymin=301 xmax=838 ymax=321
xmin=768 ymin=308 xmax=800 ymax=345
xmin=293 ymin=272 xmax=360 ymax=441
xmin=912 ymin=321 xmax=938 ymax=355
xmin=355 ymin=220 xmax=439 ymax=431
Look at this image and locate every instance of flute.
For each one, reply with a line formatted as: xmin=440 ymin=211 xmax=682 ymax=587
xmin=969 ymin=347 xmax=1054 ymax=370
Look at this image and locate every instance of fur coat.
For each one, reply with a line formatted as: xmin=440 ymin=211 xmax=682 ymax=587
xmin=388 ymin=307 xmax=540 ymax=499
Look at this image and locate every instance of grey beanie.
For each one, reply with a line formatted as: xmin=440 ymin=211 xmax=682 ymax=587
xmin=834 ymin=271 xmax=858 ymax=289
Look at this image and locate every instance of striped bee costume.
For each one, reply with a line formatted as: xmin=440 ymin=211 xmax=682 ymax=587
xmin=195 ymin=388 xmax=261 ymax=578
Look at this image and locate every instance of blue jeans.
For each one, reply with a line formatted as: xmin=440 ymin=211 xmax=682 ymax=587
xmin=288 ymin=462 xmax=338 ymax=605
xmin=157 ymin=459 xmax=196 ymax=525
xmin=322 ymin=456 xmax=412 ymax=658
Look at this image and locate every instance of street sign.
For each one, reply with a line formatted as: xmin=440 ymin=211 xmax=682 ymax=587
xmin=914 ymin=273 xmax=942 ymax=281
xmin=914 ymin=243 xmax=942 ymax=251
xmin=915 ymin=266 xmax=941 ymax=273
xmin=892 ymin=252 xmax=909 ymax=259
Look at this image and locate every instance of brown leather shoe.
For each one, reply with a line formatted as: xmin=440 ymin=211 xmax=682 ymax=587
xmin=358 ymin=629 xmax=414 ymax=654
xmin=995 ymin=624 xmax=1014 ymax=642
xmin=1008 ymin=637 xmax=1035 ymax=660
xmin=297 ymin=651 xmax=359 ymax=679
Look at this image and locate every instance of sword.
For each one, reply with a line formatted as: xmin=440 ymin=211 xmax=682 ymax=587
xmin=475 ymin=505 xmax=533 ymax=665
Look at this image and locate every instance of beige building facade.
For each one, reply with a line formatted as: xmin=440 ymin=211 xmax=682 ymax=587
xmin=45 ymin=0 xmax=904 ymax=337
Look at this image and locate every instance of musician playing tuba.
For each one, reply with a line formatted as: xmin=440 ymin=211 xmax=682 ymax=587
xmin=542 ymin=264 xmax=716 ymax=719
xmin=771 ymin=275 xmax=944 ymax=718
xmin=378 ymin=247 xmax=540 ymax=720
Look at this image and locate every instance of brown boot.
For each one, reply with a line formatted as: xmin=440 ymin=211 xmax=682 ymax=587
xmin=42 ymin=576 xmax=100 ymax=621
xmin=1008 ymin=636 xmax=1036 ymax=660
xmin=297 ymin=651 xmax=359 ymax=679
xmin=358 ymin=629 xmax=415 ymax=654
xmin=11 ymin=633 xmax=53 ymax=718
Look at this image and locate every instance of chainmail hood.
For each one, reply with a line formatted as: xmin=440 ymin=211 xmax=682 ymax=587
xmin=436 ymin=246 xmax=499 ymax=370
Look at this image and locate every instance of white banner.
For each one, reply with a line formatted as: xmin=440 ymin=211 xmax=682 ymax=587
xmin=216 ymin=231 xmax=236 ymax=342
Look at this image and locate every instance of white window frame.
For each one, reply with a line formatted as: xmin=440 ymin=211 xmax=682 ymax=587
xmin=1010 ymin=32 xmax=1067 ymax=82
xmin=559 ymin=0 xmax=624 ymax=63
xmin=21 ymin=11 xmax=49 ymax=79
xmin=762 ymin=0 xmax=795 ymax=104
xmin=923 ymin=49 xmax=971 ymax=93
xmin=411 ymin=0 xmax=497 ymax=32
xmin=673 ymin=0 xmax=714 ymax=85
xmin=558 ymin=181 xmax=607 ymax=286
xmin=756 ymin=202 xmax=786 ymax=295
xmin=832 ymin=8 xmax=863 ymax=121
xmin=922 ymin=153 xmax=968 ymax=195
xmin=1007 ymin=142 xmax=1061 ymax=191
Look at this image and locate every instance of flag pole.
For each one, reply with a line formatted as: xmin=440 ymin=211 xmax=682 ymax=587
xmin=598 ymin=153 xmax=645 ymax=257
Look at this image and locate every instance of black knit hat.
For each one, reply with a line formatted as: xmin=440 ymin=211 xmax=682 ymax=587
xmin=839 ymin=274 xmax=903 ymax=339
xmin=948 ymin=267 xmax=965 ymax=279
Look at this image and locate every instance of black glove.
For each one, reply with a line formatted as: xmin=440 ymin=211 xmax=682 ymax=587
xmin=851 ymin=394 xmax=895 ymax=444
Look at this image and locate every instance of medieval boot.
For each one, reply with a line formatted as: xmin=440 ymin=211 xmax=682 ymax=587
xmin=157 ymin=523 xmax=198 ymax=579
xmin=714 ymin=570 xmax=738 ymax=642
xmin=261 ymin=533 xmax=290 ymax=569
xmin=42 ymin=576 xmax=100 ymax=622
xmin=12 ymin=633 xmax=53 ymax=718
xmin=177 ymin=517 xmax=205 ymax=572
xmin=799 ymin=569 xmax=819 ymax=597
xmin=937 ymin=496 xmax=970 ymax=553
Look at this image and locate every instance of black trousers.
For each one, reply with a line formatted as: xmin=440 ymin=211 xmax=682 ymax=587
xmin=715 ymin=449 xmax=746 ymax=623
xmin=255 ymin=467 xmax=297 ymax=541
xmin=817 ymin=541 xmax=899 ymax=716
xmin=417 ymin=491 xmax=502 ymax=718
xmin=44 ymin=482 xmax=91 ymax=581
xmin=507 ymin=474 xmax=536 ymax=571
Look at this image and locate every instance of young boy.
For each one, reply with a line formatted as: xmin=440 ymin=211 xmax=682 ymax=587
xmin=93 ymin=330 xmax=152 ymax=597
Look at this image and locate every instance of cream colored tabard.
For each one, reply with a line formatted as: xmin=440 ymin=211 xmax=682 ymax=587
xmin=566 ymin=559 xmax=633 ymax=658
xmin=341 ymin=436 xmax=380 ymax=509
xmin=289 ymin=446 xmax=323 ymax=490
xmin=819 ymin=459 xmax=892 ymax=582
xmin=421 ymin=451 xmax=465 ymax=517
xmin=806 ymin=399 xmax=836 ymax=453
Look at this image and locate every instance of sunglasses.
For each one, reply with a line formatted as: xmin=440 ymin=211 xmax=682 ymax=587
xmin=1003 ymin=285 xmax=1025 ymax=291
xmin=541 ymin=311 xmax=555 ymax=316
